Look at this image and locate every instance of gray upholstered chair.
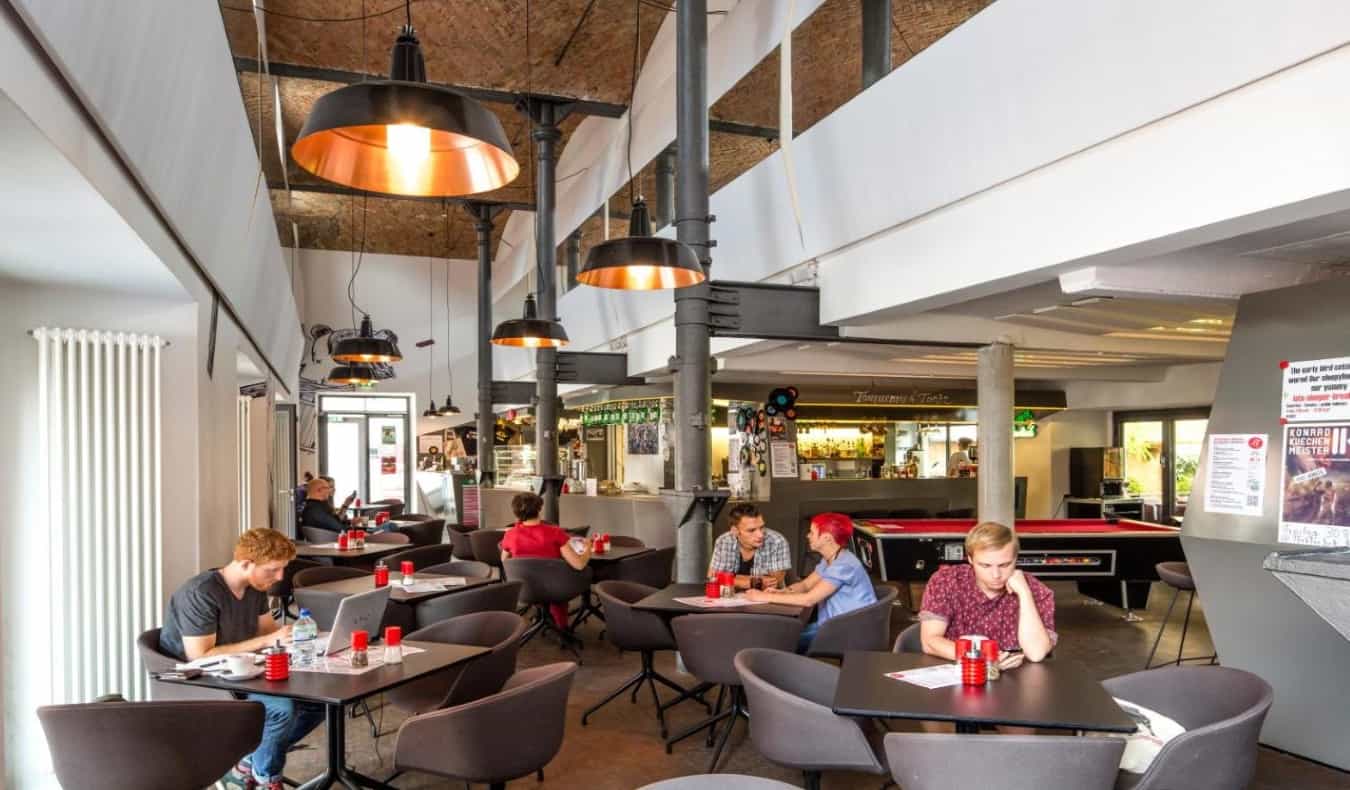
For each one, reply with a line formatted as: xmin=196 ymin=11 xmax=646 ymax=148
xmin=616 ymin=546 xmax=676 ymax=589
xmin=38 ymin=699 xmax=265 ymax=790
xmin=136 ymin=628 xmax=231 ymax=701
xmin=422 ymin=560 xmax=493 ymax=580
xmin=447 ymin=524 xmax=478 ymax=560
xmin=892 ymin=622 xmax=923 ymax=654
xmin=268 ymin=558 xmax=323 ymax=622
xmin=582 ymin=581 xmax=701 ymax=737
xmin=504 ymin=558 xmax=593 ymax=656
xmin=469 ymin=529 xmax=508 ymax=576
xmin=667 ymin=613 xmax=804 ymax=772
xmin=385 ymin=544 xmax=455 ymax=571
xmin=393 ymin=517 xmax=445 ymax=547
xmin=293 ymin=566 xmax=370 ymax=630
xmin=884 ymin=733 xmax=1125 ymax=790
xmin=605 ymin=535 xmax=647 ymax=548
xmin=386 ymin=611 xmax=527 ymax=716
xmin=1102 ymin=666 xmax=1273 ymax=790
xmin=414 ymin=580 xmax=523 ymax=629
xmin=371 ymin=498 xmax=405 ymax=517
xmin=392 ymin=512 xmax=436 ymax=522
xmin=638 ymin=776 xmax=799 ymax=790
xmin=806 ymin=584 xmax=899 ymax=660
xmin=366 ymin=531 xmax=411 ymax=544
xmin=734 ymin=648 xmax=887 ymax=790
xmin=392 ymin=662 xmax=577 ymax=790
xmin=301 ymin=525 xmax=339 ymax=544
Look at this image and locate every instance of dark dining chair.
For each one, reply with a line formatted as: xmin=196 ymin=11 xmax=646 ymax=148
xmin=371 ymin=498 xmax=405 ymax=517
xmin=806 ymin=584 xmax=899 ymax=660
xmin=38 ymin=699 xmax=265 ymax=790
xmin=392 ymin=512 xmax=436 ymax=522
xmin=666 ymin=613 xmax=803 ymax=772
xmin=605 ymin=535 xmax=647 ymax=548
xmin=469 ymin=529 xmax=508 ymax=577
xmin=293 ymin=565 xmax=368 ymax=588
xmin=892 ymin=622 xmax=923 ymax=654
xmin=885 ymin=733 xmax=1124 ymax=790
xmin=735 ymin=648 xmax=888 ymax=790
xmin=392 ymin=662 xmax=576 ymax=790
xmin=385 ymin=544 xmax=455 ymax=571
xmin=503 ymin=558 xmax=593 ymax=656
xmin=301 ymin=525 xmax=339 ymax=544
xmin=421 ymin=560 xmax=493 ymax=580
xmin=366 ymin=531 xmax=411 ymax=544
xmin=136 ymin=628 xmax=231 ymax=701
xmin=1101 ymin=666 xmax=1272 ymax=790
xmin=293 ymin=566 xmax=370 ymax=630
xmin=268 ymin=557 xmax=322 ymax=622
xmin=447 ymin=523 xmax=478 ymax=560
xmin=386 ymin=611 xmax=527 ymax=716
xmin=615 ymin=546 xmax=676 ymax=589
xmin=394 ymin=518 xmax=446 ymax=547
xmin=414 ymin=580 xmax=523 ymax=629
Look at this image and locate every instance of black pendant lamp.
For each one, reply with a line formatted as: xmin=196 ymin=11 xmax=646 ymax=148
xmin=422 ymin=400 xmax=441 ymax=418
xmin=327 ymin=363 xmax=378 ymax=386
xmin=491 ymin=293 xmax=569 ymax=348
xmin=332 ymin=314 xmax=403 ymax=364
xmin=291 ymin=3 xmax=519 ymax=197
xmin=577 ymin=198 xmax=705 ymax=289
xmin=437 ymin=398 xmax=462 ymax=416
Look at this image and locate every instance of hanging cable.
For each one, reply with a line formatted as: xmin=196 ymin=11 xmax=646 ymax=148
xmin=444 ymin=199 xmax=454 ymax=394
xmin=628 ymin=0 xmax=640 ymax=204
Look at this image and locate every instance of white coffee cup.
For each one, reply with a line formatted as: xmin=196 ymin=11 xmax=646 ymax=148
xmin=225 ymin=654 xmax=253 ymax=676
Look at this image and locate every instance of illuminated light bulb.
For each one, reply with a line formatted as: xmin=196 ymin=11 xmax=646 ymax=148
xmin=387 ymin=123 xmax=431 ymax=190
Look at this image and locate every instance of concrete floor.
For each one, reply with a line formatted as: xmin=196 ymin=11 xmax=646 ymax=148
xmin=283 ymin=581 xmax=1350 ymax=789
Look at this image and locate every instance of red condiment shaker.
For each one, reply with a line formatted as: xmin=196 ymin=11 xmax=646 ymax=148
xmin=705 ymin=581 xmax=721 ymax=599
xmin=263 ymin=643 xmax=289 ymax=681
xmin=373 ymin=561 xmax=389 ymax=588
xmin=337 ymin=531 xmax=349 ymax=550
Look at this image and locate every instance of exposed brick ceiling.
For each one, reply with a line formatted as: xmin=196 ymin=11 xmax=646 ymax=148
xmin=220 ymin=0 xmax=991 ymax=258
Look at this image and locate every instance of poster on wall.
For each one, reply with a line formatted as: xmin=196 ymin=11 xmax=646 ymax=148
xmin=1203 ymin=434 xmax=1267 ymax=517
xmin=381 ymin=425 xmax=398 ymax=445
xmin=627 ymin=423 xmax=659 ymax=455
xmin=1278 ymin=422 xmax=1350 ymax=546
xmin=380 ymin=455 xmax=398 ymax=475
xmin=769 ymin=441 xmax=799 ymax=478
xmin=1281 ymin=356 xmax=1350 ymax=422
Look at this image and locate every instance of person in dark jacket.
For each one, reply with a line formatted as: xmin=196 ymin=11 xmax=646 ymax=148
xmin=299 ymin=477 xmax=348 ymax=534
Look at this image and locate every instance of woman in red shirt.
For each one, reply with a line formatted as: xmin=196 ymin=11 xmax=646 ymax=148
xmin=500 ymin=492 xmax=591 ymax=627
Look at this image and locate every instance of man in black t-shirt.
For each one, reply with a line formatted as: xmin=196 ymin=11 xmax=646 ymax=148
xmin=161 ymin=528 xmax=322 ymax=790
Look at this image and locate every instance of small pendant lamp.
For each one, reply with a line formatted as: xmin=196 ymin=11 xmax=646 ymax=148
xmin=291 ymin=3 xmax=519 ymax=197
xmin=327 ymin=363 xmax=378 ymax=386
xmin=332 ymin=314 xmax=403 ymax=364
xmin=491 ymin=293 xmax=569 ymax=348
xmin=577 ymin=198 xmax=704 ymax=289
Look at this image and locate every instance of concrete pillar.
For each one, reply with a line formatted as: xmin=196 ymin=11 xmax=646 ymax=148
xmin=977 ymin=341 xmax=1015 ymax=525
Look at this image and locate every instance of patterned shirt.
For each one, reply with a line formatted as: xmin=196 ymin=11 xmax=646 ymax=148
xmin=919 ymin=564 xmax=1057 ymax=650
xmin=708 ymin=528 xmax=792 ymax=577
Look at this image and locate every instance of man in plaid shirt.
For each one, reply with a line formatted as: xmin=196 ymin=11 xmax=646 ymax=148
xmin=707 ymin=503 xmax=792 ymax=590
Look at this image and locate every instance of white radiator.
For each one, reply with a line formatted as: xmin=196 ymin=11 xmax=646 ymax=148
xmin=32 ymin=328 xmax=164 ymax=704
xmin=238 ymin=395 xmax=252 ymax=534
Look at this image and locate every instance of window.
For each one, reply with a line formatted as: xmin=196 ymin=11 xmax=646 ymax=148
xmin=1115 ymin=409 xmax=1210 ymax=524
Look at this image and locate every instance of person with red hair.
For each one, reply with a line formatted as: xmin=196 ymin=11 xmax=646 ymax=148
xmin=745 ymin=512 xmax=877 ymax=652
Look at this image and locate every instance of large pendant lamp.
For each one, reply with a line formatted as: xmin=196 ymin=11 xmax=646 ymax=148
xmin=291 ymin=3 xmax=519 ymax=197
xmin=575 ymin=0 xmax=704 ymax=291
xmin=332 ymin=314 xmax=403 ymax=364
xmin=491 ymin=292 xmax=569 ymax=348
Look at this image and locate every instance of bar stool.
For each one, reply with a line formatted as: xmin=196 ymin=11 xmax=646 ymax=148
xmin=1145 ymin=561 xmax=1217 ymax=669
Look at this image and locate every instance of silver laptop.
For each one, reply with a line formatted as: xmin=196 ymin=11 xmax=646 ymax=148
xmin=320 ymin=586 xmax=391 ymax=656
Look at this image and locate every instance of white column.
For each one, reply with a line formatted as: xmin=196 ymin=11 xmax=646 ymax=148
xmin=978 ymin=341 xmax=1015 ymax=525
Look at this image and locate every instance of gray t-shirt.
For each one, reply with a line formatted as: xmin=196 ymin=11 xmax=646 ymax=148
xmin=159 ymin=569 xmax=268 ymax=660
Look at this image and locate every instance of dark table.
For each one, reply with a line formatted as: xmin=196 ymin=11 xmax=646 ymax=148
xmin=294 ymin=542 xmax=406 ymax=565
xmin=159 ymin=640 xmax=487 ymax=789
xmin=587 ymin=545 xmax=653 ymax=564
xmin=301 ymin=572 xmax=494 ymax=604
xmin=634 ymin=583 xmax=811 ymax=623
xmin=831 ymin=651 xmax=1136 ymax=734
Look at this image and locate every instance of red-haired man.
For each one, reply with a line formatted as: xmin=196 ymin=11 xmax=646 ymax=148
xmin=745 ymin=512 xmax=877 ymax=652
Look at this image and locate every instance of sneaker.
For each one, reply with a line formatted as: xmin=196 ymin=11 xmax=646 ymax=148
xmin=262 ymin=781 xmax=285 ymax=790
xmin=221 ymin=761 xmax=258 ymax=790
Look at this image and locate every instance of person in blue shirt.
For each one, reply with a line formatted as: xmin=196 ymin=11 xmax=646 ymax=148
xmin=744 ymin=511 xmax=877 ymax=652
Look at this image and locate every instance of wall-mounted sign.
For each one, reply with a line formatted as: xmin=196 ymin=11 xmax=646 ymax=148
xmin=1204 ymin=433 xmax=1267 ymax=517
xmin=1013 ymin=409 xmax=1038 ymax=439
xmin=1279 ymin=422 xmax=1350 ymax=547
xmin=1281 ymin=356 xmax=1350 ymax=422
xmin=769 ymin=441 xmax=799 ymax=478
xmin=852 ymin=390 xmax=955 ymax=406
xmin=584 ymin=426 xmax=607 ymax=442
xmin=580 ymin=403 xmax=661 ymax=426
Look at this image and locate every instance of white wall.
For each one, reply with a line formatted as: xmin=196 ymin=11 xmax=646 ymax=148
xmin=1066 ymin=363 xmax=1221 ymax=412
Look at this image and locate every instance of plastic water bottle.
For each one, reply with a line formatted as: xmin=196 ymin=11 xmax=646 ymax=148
xmin=293 ymin=608 xmax=319 ymax=667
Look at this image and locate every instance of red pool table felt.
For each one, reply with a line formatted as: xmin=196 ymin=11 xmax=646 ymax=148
xmin=860 ymin=518 xmax=1178 ymax=535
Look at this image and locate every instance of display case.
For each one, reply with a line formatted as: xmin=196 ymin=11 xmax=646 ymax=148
xmin=494 ymin=445 xmax=538 ymax=490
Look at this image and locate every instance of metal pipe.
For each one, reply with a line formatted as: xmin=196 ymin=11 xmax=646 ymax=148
xmin=862 ymin=0 xmax=891 ymax=90
xmin=564 ymin=231 xmax=581 ymax=293
xmin=474 ymin=206 xmax=496 ymax=489
xmin=655 ymin=145 xmax=677 ymax=231
xmin=672 ymin=0 xmax=713 ymax=583
xmin=533 ymin=101 xmax=563 ymax=523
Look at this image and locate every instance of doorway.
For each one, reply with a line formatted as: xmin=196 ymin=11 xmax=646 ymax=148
xmin=1114 ymin=409 xmax=1210 ymax=524
xmin=317 ymin=394 xmax=414 ymax=507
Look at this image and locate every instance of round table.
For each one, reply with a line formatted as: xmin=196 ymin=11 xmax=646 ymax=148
xmin=637 ymin=775 xmax=798 ymax=790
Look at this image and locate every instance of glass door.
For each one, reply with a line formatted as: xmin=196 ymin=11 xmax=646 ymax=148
xmin=1116 ymin=410 xmax=1210 ymax=524
xmin=323 ymin=414 xmax=365 ymax=505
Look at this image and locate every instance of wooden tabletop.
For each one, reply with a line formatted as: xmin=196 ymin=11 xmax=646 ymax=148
xmin=155 ymin=640 xmax=488 ymax=706
xmin=301 ymin=572 xmax=494 ymax=604
xmin=634 ymin=583 xmax=811 ymax=621
xmin=294 ymin=542 xmax=406 ymax=560
xmin=831 ymin=651 xmax=1135 ymax=733
xmin=586 ymin=546 xmax=653 ymax=564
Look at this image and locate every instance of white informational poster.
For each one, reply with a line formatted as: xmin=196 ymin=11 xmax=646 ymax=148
xmin=769 ymin=441 xmax=799 ymax=479
xmin=1203 ymin=434 xmax=1268 ymax=517
xmin=1281 ymin=356 xmax=1350 ymax=422
xmin=1278 ymin=422 xmax=1350 ymax=547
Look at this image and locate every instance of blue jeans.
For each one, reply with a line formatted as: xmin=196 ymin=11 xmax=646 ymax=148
xmin=796 ymin=622 xmax=820 ymax=654
xmin=244 ymin=694 xmax=326 ymax=782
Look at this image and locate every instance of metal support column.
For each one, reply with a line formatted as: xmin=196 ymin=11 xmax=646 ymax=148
xmin=862 ymin=0 xmax=891 ymax=90
xmin=471 ymin=203 xmax=500 ymax=490
xmin=977 ymin=341 xmax=1015 ymax=525
xmin=530 ymin=100 xmax=565 ymax=522
xmin=564 ymin=230 xmax=582 ymax=293
xmin=671 ymin=0 xmax=714 ymax=583
xmin=655 ymin=145 xmax=677 ymax=231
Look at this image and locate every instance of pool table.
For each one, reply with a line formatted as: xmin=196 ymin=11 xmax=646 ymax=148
xmin=851 ymin=518 xmax=1184 ymax=615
